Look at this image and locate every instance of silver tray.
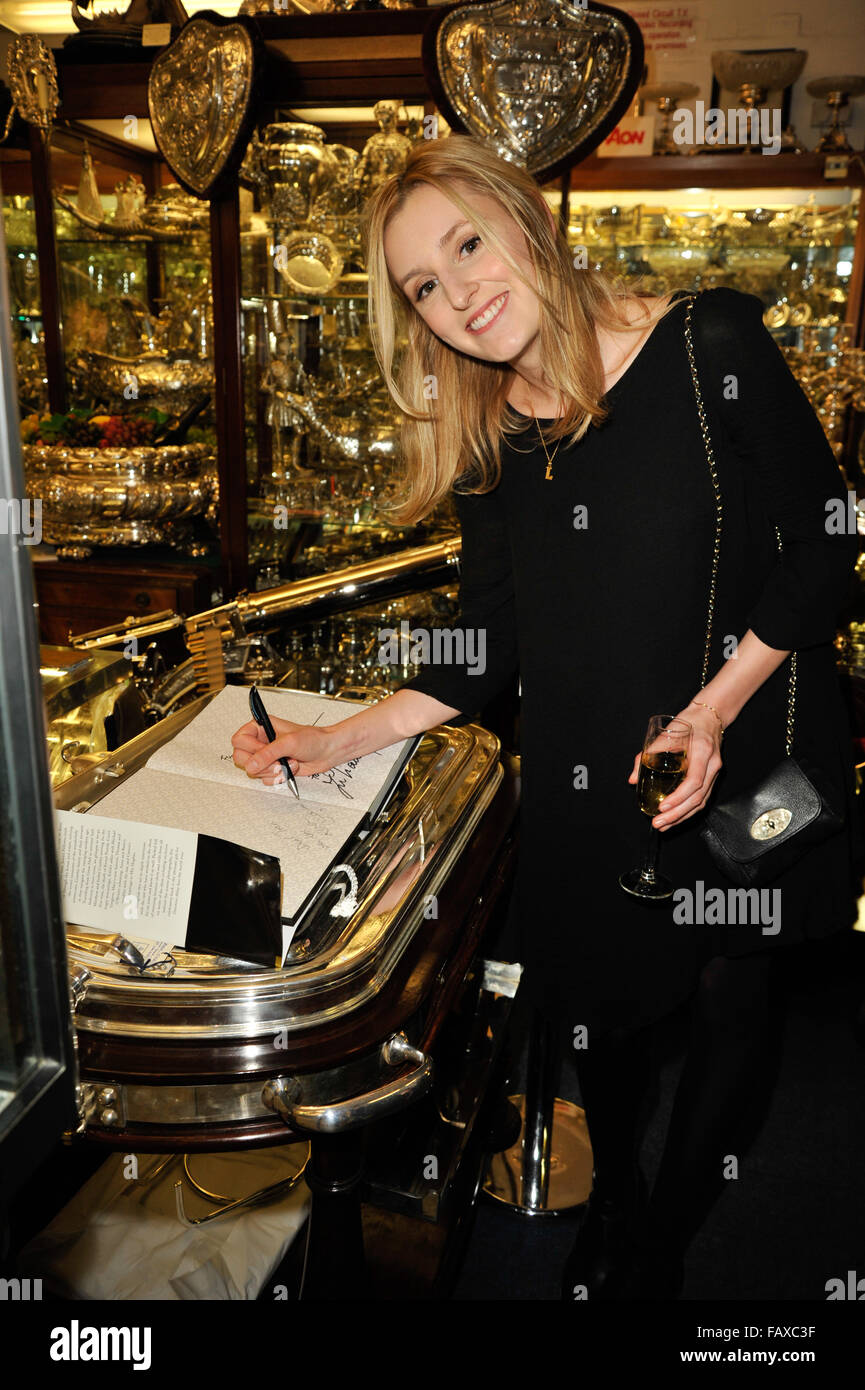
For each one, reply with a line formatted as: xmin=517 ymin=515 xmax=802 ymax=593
xmin=59 ymin=695 xmax=503 ymax=1045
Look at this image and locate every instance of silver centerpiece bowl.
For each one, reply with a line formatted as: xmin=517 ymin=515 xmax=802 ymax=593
xmin=711 ymin=48 xmax=807 ymax=100
xmin=711 ymin=49 xmax=807 ymax=151
xmin=23 ymin=442 xmax=218 ymax=559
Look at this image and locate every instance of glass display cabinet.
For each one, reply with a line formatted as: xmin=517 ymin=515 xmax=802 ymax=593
xmin=1 ymin=16 xmax=863 ymax=637
xmin=0 ymin=117 xmax=222 ymax=642
xmin=556 ymin=150 xmax=865 ymax=487
xmin=557 ymin=186 xmax=859 ymax=330
xmin=237 ymin=116 xmax=457 ymax=596
xmin=2 ymin=187 xmax=45 ymax=417
xmin=31 ymin=128 xmax=218 ymax=563
xmin=0 ymin=200 xmax=77 ymax=1210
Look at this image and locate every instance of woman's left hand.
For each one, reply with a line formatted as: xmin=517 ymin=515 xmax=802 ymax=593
xmin=627 ymin=706 xmax=724 ymax=829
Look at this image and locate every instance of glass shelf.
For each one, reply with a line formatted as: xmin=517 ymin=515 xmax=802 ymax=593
xmin=544 ymin=184 xmax=862 ymax=473
xmin=546 ymin=185 xmax=860 ymax=336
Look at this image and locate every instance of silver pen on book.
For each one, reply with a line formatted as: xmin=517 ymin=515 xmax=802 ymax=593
xmin=249 ymin=684 xmax=300 ymax=799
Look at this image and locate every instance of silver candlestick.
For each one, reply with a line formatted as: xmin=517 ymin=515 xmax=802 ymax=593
xmin=807 ymin=75 xmax=865 ymax=154
xmin=640 ymin=82 xmax=699 ymax=154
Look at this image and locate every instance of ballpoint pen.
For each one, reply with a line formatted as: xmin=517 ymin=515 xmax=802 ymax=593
xmin=66 ymin=932 xmax=147 ymax=970
xmin=249 ymin=684 xmax=300 ymax=799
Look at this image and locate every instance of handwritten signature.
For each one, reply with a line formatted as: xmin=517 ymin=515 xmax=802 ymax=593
xmin=310 ymin=757 xmax=361 ymax=800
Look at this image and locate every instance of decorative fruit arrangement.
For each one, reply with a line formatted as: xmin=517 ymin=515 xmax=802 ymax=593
xmin=21 ymin=406 xmax=168 ymax=448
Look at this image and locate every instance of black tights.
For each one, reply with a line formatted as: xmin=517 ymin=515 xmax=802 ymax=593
xmin=572 ymin=949 xmax=782 ymax=1258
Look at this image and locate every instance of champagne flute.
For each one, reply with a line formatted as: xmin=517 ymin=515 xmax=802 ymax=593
xmin=619 ymin=715 xmax=692 ymax=900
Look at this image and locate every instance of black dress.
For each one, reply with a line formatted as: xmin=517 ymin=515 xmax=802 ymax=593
xmin=402 ymin=287 xmax=861 ymax=1039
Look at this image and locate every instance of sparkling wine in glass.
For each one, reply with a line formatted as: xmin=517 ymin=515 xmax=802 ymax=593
xmin=619 ymin=715 xmax=692 ymax=900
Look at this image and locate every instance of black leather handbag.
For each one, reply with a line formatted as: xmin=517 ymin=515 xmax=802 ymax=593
xmin=682 ymin=293 xmax=846 ymax=888
xmin=699 ymin=754 xmax=845 ymax=887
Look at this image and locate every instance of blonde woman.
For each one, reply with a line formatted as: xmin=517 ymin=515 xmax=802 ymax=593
xmin=232 ymin=135 xmax=860 ymax=1300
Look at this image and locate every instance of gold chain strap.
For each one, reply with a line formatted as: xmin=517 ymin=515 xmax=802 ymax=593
xmin=682 ymin=292 xmax=796 ymax=757
xmin=775 ymin=531 xmax=798 ymax=756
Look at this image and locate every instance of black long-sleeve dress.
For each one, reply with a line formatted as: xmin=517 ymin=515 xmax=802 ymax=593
xmin=402 ymin=287 xmax=861 ymax=1039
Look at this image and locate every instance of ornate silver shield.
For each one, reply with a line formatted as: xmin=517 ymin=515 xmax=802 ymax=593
xmin=423 ymin=0 xmax=644 ymax=182
xmin=148 ymin=16 xmax=260 ymax=199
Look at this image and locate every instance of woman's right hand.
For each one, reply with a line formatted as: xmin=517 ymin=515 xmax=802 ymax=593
xmin=231 ymin=716 xmax=342 ymax=786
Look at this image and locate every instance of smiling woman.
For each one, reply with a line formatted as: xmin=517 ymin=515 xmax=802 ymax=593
xmin=233 ymin=132 xmax=859 ymax=1306
xmin=359 ymin=133 xmax=681 ymax=523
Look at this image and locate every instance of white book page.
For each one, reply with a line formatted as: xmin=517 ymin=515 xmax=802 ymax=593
xmin=146 ymin=685 xmax=410 ymax=813
xmin=91 ymin=766 xmax=363 ymax=922
xmin=56 ymin=809 xmax=197 ymax=942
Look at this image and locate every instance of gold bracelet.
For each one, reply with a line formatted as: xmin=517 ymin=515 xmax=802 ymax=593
xmin=687 ymin=699 xmax=725 ymax=736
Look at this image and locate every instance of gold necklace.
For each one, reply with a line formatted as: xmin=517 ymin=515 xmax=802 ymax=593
xmin=529 ymin=394 xmax=561 ymax=481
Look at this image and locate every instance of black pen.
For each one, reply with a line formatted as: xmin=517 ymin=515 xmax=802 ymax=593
xmin=249 ymin=684 xmax=300 ymax=799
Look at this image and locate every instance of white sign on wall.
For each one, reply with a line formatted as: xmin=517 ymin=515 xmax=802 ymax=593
xmin=621 ymin=4 xmax=699 ymax=55
xmin=600 ymin=116 xmax=656 ymax=157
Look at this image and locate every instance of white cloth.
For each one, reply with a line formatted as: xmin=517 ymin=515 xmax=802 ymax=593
xmin=19 ymin=1145 xmax=310 ymax=1300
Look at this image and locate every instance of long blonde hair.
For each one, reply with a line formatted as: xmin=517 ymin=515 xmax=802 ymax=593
xmin=361 ymin=134 xmax=684 ymax=524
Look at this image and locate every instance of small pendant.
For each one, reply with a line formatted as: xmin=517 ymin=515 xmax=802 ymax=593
xmin=545 ymin=461 xmax=554 ymax=480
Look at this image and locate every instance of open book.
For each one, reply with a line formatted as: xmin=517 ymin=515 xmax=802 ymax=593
xmin=58 ymin=685 xmax=420 ymax=959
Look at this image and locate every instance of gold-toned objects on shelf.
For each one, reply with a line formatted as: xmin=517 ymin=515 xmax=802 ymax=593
xmin=305 ymin=142 xmax=362 ymax=262
xmin=261 ymin=332 xmax=305 ymax=476
xmin=313 ymin=142 xmax=360 ymax=218
xmin=639 ymin=82 xmax=699 ymax=155
xmin=354 ymin=101 xmax=412 ymax=201
xmin=259 ymin=122 xmax=340 ymax=228
xmin=54 ymin=178 xmax=209 ymax=240
xmin=14 ymin=336 xmax=48 ymax=413
xmin=2 ymin=193 xmax=38 ymax=249
xmin=241 ymin=0 xmax=359 ymax=11
xmin=76 ymin=140 xmax=103 ymax=223
xmin=68 ymin=348 xmax=213 ymax=414
xmin=41 ymin=645 xmax=136 ymax=788
xmin=70 ymin=0 xmax=188 ymax=42
xmin=561 ymin=183 xmax=860 ymax=482
xmin=23 ymin=442 xmax=218 ymax=558
xmin=806 ymin=75 xmax=865 ymax=155
xmin=783 ymin=326 xmax=865 ymax=475
xmin=565 ymin=188 xmax=859 ymax=326
xmin=49 ymin=164 xmax=216 ymax=419
xmin=709 ymin=49 xmax=807 ymax=154
xmin=723 ymin=247 xmax=791 ymax=277
xmin=646 ymin=244 xmax=712 ymax=275
xmin=274 ymin=230 xmax=344 ymax=296
xmin=253 ymin=123 xmax=347 ymax=290
xmin=1 ymin=34 xmax=59 ymax=145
